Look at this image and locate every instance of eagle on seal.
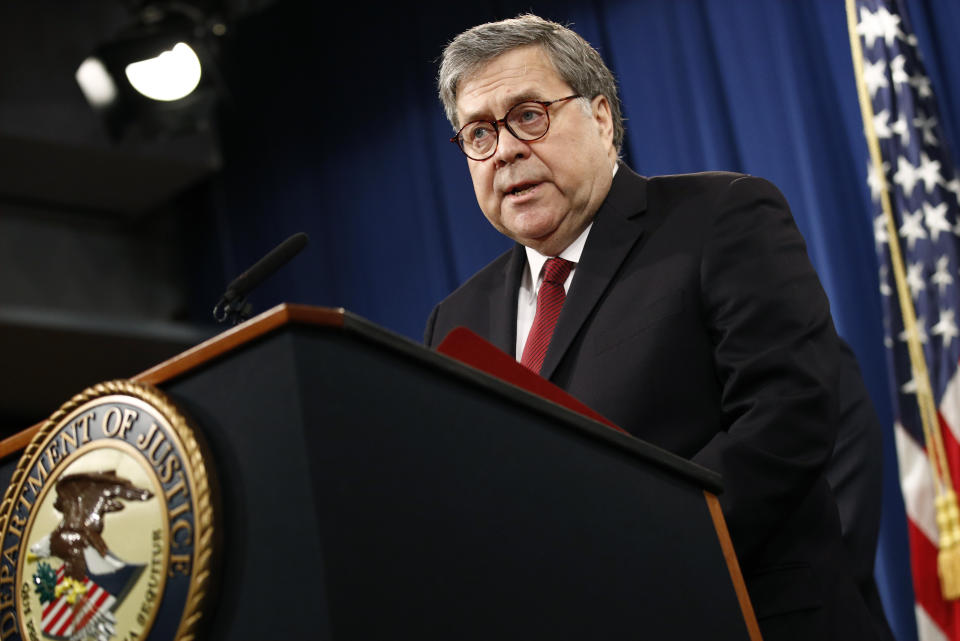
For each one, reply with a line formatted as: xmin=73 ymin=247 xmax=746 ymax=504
xmin=30 ymin=471 xmax=153 ymax=581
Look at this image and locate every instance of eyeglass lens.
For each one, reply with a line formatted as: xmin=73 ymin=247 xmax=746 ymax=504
xmin=459 ymin=102 xmax=550 ymax=159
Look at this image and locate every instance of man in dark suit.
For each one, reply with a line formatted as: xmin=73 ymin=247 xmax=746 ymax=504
xmin=425 ymin=14 xmax=890 ymax=641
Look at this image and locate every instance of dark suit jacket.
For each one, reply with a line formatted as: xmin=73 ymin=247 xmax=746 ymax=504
xmin=425 ymin=166 xmax=890 ymax=640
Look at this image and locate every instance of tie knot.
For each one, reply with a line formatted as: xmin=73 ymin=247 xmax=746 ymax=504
xmin=543 ymin=257 xmax=573 ymax=286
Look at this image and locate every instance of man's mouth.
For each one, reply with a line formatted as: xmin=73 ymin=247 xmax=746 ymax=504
xmin=506 ymin=182 xmax=540 ymax=197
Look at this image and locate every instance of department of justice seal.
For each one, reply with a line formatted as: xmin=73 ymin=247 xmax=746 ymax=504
xmin=0 ymin=380 xmax=217 ymax=641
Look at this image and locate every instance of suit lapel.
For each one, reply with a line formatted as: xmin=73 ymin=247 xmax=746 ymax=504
xmin=487 ymin=244 xmax=526 ymax=355
xmin=539 ymin=168 xmax=650 ymax=380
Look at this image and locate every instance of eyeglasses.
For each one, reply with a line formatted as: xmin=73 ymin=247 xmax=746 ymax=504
xmin=451 ymin=94 xmax=582 ymax=161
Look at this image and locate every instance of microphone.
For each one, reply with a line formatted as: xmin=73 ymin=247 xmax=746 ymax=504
xmin=213 ymin=232 xmax=309 ymax=324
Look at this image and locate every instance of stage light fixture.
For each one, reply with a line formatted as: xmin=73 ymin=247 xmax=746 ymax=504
xmin=75 ymin=58 xmax=118 ymax=108
xmin=76 ymin=5 xmax=224 ymax=141
xmin=124 ymin=42 xmax=203 ymax=101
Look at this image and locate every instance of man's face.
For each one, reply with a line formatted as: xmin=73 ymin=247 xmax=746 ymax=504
xmin=455 ymin=46 xmax=617 ymax=256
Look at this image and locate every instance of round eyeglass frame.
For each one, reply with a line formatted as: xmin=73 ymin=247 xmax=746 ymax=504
xmin=450 ymin=94 xmax=582 ymax=161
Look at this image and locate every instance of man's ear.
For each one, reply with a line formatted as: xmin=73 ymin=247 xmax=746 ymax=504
xmin=591 ymin=94 xmax=614 ymax=147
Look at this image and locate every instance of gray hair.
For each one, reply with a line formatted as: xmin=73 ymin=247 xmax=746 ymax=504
xmin=438 ymin=14 xmax=625 ymax=152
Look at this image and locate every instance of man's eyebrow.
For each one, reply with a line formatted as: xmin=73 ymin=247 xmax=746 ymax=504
xmin=460 ymin=91 xmax=546 ymax=123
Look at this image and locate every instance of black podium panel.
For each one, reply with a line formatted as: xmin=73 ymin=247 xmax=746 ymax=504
xmin=162 ymin=322 xmax=748 ymax=640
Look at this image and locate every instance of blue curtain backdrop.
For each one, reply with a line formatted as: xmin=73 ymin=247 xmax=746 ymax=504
xmin=202 ymin=2 xmax=960 ymax=639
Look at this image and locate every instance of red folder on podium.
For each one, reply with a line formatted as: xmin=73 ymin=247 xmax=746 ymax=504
xmin=437 ymin=326 xmax=627 ymax=435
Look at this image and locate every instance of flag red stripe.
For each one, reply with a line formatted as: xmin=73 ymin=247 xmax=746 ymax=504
xmin=42 ymin=566 xmax=67 ymax=619
xmin=51 ymin=579 xmax=97 ymax=637
xmin=52 ymin=600 xmax=76 ymax=637
xmin=75 ymin=587 xmax=110 ymax=631
xmin=43 ymin=598 xmax=68 ymax=633
xmin=42 ymin=593 xmax=59 ymax=619
xmin=908 ymin=519 xmax=954 ymax=634
xmin=905 ymin=413 xmax=960 ymax=640
xmin=940 ymin=410 xmax=960 ymax=500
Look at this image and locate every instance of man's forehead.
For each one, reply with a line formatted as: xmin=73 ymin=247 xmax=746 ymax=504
xmin=456 ymin=46 xmax=567 ymax=120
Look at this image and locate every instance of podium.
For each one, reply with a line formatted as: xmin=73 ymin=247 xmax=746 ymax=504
xmin=0 ymin=304 xmax=759 ymax=640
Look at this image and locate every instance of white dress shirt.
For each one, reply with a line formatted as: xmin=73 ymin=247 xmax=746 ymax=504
xmin=515 ymin=163 xmax=617 ymax=360
xmin=515 ymin=222 xmax=593 ymax=359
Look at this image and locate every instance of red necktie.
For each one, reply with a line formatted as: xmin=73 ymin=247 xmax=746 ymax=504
xmin=521 ymin=257 xmax=574 ymax=373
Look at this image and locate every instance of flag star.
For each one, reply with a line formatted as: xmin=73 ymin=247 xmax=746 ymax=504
xmin=891 ymin=113 xmax=910 ymax=146
xmin=917 ymin=152 xmax=942 ymax=193
xmin=899 ymin=314 xmax=928 ymax=343
xmin=863 ymin=58 xmax=889 ymax=96
xmin=924 ymin=201 xmax=950 ymax=241
xmin=857 ymin=7 xmax=885 ymax=48
xmin=932 ymin=309 xmax=959 ymax=348
xmin=893 ymin=155 xmax=920 ymax=195
xmin=932 ymin=255 xmax=954 ymax=294
xmin=890 ymin=55 xmax=909 ymax=85
xmin=905 ymin=260 xmax=926 ymax=297
xmin=873 ymin=109 xmax=892 ymax=139
xmin=906 ymin=34 xmax=919 ymax=47
xmin=867 ymin=160 xmax=889 ymax=202
xmin=910 ymin=74 xmax=933 ymax=99
xmin=875 ymin=6 xmax=904 ymax=46
xmin=879 ymin=265 xmax=893 ymax=296
xmin=901 ymin=376 xmax=917 ymax=394
xmin=858 ymin=6 xmax=903 ymax=48
xmin=942 ymin=174 xmax=960 ymax=201
xmin=913 ymin=114 xmax=938 ymax=146
xmin=901 ymin=210 xmax=928 ymax=250
xmin=874 ymin=214 xmax=889 ymax=245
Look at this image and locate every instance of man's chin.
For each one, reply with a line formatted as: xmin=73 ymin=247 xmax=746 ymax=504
xmin=502 ymin=211 xmax=560 ymax=239
xmin=516 ymin=229 xmax=566 ymax=255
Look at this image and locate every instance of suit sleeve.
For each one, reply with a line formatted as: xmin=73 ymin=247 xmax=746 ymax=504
xmin=690 ymin=175 xmax=840 ymax=564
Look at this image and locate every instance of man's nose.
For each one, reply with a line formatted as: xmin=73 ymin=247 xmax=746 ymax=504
xmin=493 ymin=126 xmax=530 ymax=166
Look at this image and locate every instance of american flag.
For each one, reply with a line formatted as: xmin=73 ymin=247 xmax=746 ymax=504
xmin=41 ymin=566 xmax=117 ymax=641
xmin=850 ymin=0 xmax=960 ymax=639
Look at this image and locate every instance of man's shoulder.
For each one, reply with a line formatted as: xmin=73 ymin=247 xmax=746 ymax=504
xmin=641 ymin=170 xmax=787 ymax=213
xmin=647 ymin=170 xmax=774 ymax=192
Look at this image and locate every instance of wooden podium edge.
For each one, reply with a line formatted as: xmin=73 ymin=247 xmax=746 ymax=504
xmin=705 ymin=490 xmax=762 ymax=641
xmin=0 ymin=303 xmax=344 ymax=460
xmin=134 ymin=304 xmax=345 ymax=386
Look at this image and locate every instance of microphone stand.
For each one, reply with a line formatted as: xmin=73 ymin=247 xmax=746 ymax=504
xmin=212 ymin=232 xmax=309 ymax=326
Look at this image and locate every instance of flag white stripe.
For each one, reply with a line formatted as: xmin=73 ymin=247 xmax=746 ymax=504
xmin=41 ymin=597 xmax=67 ymax=630
xmin=939 ymin=365 xmax=960 ymax=444
xmin=916 ymin=603 xmax=950 ymax=641
xmin=69 ymin=582 xmax=115 ymax=634
xmin=896 ymin=422 xmax=940 ymax=544
xmin=70 ymin=583 xmax=103 ymax=633
xmin=52 ymin=599 xmax=75 ymax=637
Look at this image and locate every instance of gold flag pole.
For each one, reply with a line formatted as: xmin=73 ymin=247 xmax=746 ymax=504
xmin=845 ymin=0 xmax=960 ymax=599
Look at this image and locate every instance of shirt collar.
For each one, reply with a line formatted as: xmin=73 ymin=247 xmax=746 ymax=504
xmin=524 ymin=221 xmax=593 ymax=286
xmin=522 ymin=161 xmax=614 ymax=284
